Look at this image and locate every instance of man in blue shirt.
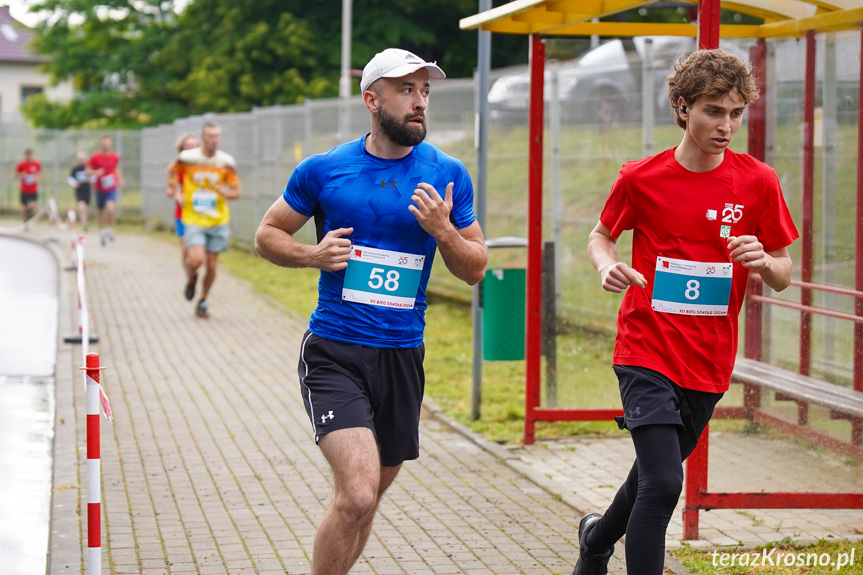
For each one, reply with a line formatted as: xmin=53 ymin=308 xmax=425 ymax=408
xmin=255 ymin=48 xmax=487 ymax=574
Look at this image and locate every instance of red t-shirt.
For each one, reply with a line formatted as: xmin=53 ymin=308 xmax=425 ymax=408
xmin=173 ymin=171 xmax=185 ymax=219
xmin=600 ymin=148 xmax=799 ymax=393
xmin=88 ymin=152 xmax=120 ymax=192
xmin=17 ymin=160 xmax=40 ymax=193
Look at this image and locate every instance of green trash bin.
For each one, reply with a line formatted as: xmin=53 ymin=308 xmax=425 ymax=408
xmin=482 ymin=267 xmax=525 ymax=360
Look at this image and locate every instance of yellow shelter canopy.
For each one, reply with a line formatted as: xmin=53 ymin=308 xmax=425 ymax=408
xmin=459 ymin=0 xmax=863 ymax=38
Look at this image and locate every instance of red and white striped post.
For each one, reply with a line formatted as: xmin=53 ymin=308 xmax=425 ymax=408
xmin=81 ymin=352 xmax=105 ymax=574
xmin=63 ymin=237 xmax=99 ymax=344
xmin=65 ymin=209 xmax=78 ymax=272
xmin=46 ymin=195 xmax=60 ymax=243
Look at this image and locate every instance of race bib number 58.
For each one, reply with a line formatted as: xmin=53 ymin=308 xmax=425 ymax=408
xmin=342 ymin=246 xmax=425 ymax=309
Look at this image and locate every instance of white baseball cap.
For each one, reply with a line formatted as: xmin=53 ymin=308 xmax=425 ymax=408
xmin=360 ymin=48 xmax=446 ymax=93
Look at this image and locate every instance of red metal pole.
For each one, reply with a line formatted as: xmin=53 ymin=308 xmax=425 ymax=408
xmin=697 ymin=491 xmax=863 ymax=509
xmin=747 ymin=40 xmax=767 ymax=161
xmin=855 ymin=23 xmax=863 ymax=393
xmin=686 ymin=0 xmax=718 ymax=537
xmin=800 ymin=30 xmax=816 ymax=376
xmin=697 ymin=0 xmax=721 ymax=49
xmin=683 ymin=424 xmax=710 ymax=539
xmin=524 ymin=34 xmax=545 ymax=445
xmin=745 ymin=40 xmax=767 ymax=361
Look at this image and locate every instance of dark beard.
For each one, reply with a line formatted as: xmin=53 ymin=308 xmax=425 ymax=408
xmin=379 ymin=106 xmax=426 ymax=147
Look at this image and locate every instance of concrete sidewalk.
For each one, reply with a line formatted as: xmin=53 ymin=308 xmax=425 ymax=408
xmin=32 ymin=225 xmax=863 ymax=573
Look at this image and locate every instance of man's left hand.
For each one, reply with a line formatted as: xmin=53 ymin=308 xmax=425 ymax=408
xmin=728 ymin=235 xmax=768 ymax=270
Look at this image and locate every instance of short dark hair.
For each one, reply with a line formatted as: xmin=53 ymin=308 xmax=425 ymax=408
xmin=202 ymin=120 xmax=219 ymax=132
xmin=667 ymin=49 xmax=759 ymax=129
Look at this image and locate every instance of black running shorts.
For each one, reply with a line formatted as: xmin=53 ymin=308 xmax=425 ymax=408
xmin=298 ymin=331 xmax=425 ymax=467
xmin=613 ymin=365 xmax=723 ymax=456
xmin=75 ymin=185 xmax=91 ymax=205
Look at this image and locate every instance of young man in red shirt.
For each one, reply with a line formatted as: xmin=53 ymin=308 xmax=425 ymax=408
xmin=15 ymin=148 xmax=40 ymax=224
xmin=87 ymin=135 xmax=124 ymax=245
xmin=576 ymin=49 xmax=799 ymax=575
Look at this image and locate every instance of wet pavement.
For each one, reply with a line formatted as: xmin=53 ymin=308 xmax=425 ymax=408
xmin=0 ymin=234 xmax=58 ymax=575
xmin=3 ymin=220 xmax=863 ymax=574
xmin=0 ymin=235 xmax=57 ymax=377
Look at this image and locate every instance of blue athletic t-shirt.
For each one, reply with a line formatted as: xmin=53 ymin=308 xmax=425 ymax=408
xmin=283 ymin=135 xmax=477 ymax=348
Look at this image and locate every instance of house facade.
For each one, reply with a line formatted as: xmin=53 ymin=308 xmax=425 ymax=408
xmin=0 ymin=5 xmax=73 ymax=125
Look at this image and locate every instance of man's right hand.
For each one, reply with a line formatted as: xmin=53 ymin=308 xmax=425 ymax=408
xmin=313 ymin=227 xmax=354 ymax=271
xmin=599 ymin=262 xmax=647 ymax=293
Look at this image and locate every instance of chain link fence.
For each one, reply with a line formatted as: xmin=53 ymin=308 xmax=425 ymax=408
xmin=0 ymin=127 xmax=141 ymax=220
xmin=1 ymin=32 xmax=860 ymax=403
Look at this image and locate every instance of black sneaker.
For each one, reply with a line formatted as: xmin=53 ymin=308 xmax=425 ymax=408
xmin=195 ymin=299 xmax=209 ymax=319
xmin=184 ymin=273 xmax=197 ymax=301
xmin=572 ymin=513 xmax=614 ymax=575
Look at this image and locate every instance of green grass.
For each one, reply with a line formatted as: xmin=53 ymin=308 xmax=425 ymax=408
xmin=673 ymin=539 xmax=863 ymax=574
xmin=175 ymin=228 xmax=845 ymax=443
xmin=125 ymin=116 xmax=863 ymax=445
xmin=217 ymin=240 xmax=625 ymax=444
xmin=220 ymin=246 xmax=320 ymax=319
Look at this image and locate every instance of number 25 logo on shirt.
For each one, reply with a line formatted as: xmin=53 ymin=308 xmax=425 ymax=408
xmin=722 ymin=203 xmax=744 ymax=223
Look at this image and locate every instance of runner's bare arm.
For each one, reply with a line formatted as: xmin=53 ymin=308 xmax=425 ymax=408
xmin=215 ymin=169 xmax=242 ymax=199
xmin=409 ymin=182 xmax=487 ymax=285
xmin=216 ymin=182 xmax=242 ymax=200
xmin=437 ymin=220 xmax=487 ymax=286
xmin=255 ymin=197 xmax=353 ymax=271
xmin=588 ymin=221 xmax=647 ymax=293
xmin=165 ymin=161 xmax=178 ymax=197
xmin=727 ymin=236 xmax=792 ymax=291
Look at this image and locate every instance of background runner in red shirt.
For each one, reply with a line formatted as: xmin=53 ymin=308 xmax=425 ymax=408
xmin=15 ymin=148 xmax=41 ymax=224
xmin=86 ymin=135 xmax=124 ymax=245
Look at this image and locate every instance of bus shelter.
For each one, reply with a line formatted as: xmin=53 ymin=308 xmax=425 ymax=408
xmin=461 ymin=0 xmax=863 ymax=539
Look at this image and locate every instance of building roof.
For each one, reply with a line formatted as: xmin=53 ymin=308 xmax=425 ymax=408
xmin=0 ymin=5 xmax=44 ymax=64
xmin=460 ymin=0 xmax=863 ymax=38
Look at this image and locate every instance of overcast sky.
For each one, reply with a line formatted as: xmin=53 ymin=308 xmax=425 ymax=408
xmin=6 ymin=1 xmax=190 ymax=27
xmin=6 ymin=1 xmax=43 ymax=27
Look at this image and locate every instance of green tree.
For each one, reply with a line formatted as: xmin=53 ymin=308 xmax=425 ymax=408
xmin=162 ymin=0 xmax=527 ymax=112
xmin=23 ymin=0 xmax=528 ymax=128
xmin=155 ymin=1 xmax=335 ymax=114
xmin=24 ymin=0 xmax=185 ymax=127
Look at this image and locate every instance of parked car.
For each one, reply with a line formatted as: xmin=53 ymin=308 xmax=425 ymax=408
xmin=487 ymin=36 xmax=748 ymax=125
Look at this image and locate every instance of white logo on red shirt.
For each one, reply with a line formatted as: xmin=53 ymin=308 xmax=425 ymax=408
xmin=722 ymin=203 xmax=744 ymax=223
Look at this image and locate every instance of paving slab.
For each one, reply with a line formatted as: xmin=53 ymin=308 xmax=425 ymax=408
xmin=41 ymin=229 xmax=620 ymax=574
xmin=11 ymin=221 xmax=860 ymax=574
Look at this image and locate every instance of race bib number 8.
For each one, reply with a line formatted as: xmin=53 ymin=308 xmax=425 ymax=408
xmin=342 ymin=246 xmax=425 ymax=309
xmin=651 ymin=257 xmax=732 ymax=316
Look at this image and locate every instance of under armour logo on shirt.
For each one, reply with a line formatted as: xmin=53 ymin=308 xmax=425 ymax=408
xmin=629 ymin=407 xmax=641 ymax=418
xmin=320 ymin=411 xmax=334 ymax=424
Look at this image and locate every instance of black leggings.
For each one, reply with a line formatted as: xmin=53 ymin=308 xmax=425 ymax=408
xmin=586 ymin=424 xmax=699 ymax=575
